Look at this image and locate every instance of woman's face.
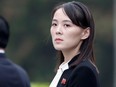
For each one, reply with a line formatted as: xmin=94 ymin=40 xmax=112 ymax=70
xmin=50 ymin=8 xmax=89 ymax=52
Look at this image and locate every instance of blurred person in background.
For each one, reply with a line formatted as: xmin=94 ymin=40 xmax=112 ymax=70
xmin=49 ymin=1 xmax=100 ymax=87
xmin=0 ymin=16 xmax=30 ymax=87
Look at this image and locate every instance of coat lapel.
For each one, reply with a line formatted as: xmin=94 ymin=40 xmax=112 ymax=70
xmin=57 ymin=55 xmax=79 ymax=87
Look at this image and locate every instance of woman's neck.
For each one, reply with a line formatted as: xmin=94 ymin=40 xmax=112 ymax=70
xmin=61 ymin=41 xmax=82 ymax=64
xmin=62 ymin=48 xmax=80 ymax=64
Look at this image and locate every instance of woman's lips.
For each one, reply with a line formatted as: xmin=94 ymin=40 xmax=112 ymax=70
xmin=55 ymin=38 xmax=63 ymax=43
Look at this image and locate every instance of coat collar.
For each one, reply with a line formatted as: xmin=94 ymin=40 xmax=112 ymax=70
xmin=0 ymin=53 xmax=6 ymax=58
xmin=68 ymin=54 xmax=80 ymax=67
xmin=0 ymin=49 xmax=5 ymax=53
xmin=59 ymin=54 xmax=80 ymax=71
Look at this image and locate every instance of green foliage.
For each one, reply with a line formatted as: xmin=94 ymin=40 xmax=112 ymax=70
xmin=31 ymin=82 xmax=49 ymax=87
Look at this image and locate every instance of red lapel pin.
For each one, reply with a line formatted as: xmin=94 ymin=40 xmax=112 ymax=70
xmin=61 ymin=78 xmax=67 ymax=85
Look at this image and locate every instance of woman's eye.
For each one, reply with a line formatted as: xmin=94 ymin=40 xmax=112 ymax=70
xmin=64 ymin=24 xmax=71 ymax=27
xmin=51 ymin=23 xmax=57 ymax=26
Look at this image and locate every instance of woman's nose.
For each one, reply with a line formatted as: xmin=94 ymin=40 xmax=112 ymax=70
xmin=56 ymin=25 xmax=62 ymax=35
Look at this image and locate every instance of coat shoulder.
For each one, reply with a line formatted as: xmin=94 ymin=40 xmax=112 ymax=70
xmin=74 ymin=59 xmax=99 ymax=74
xmin=66 ymin=59 xmax=100 ymax=87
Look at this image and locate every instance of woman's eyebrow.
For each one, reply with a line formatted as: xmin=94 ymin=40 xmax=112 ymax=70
xmin=52 ymin=19 xmax=72 ymax=23
xmin=62 ymin=20 xmax=72 ymax=23
xmin=52 ymin=19 xmax=57 ymax=22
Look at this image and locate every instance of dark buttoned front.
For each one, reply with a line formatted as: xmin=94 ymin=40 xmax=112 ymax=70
xmin=56 ymin=56 xmax=100 ymax=87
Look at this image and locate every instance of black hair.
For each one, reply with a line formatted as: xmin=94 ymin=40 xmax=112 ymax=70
xmin=0 ymin=16 xmax=10 ymax=49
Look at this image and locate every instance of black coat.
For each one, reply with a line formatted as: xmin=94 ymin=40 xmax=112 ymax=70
xmin=0 ymin=53 xmax=30 ymax=87
xmin=57 ymin=55 xmax=100 ymax=87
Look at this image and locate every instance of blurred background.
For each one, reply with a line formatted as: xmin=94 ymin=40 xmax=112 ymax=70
xmin=0 ymin=0 xmax=113 ymax=87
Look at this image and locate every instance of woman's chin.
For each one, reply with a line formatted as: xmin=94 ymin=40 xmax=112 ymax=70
xmin=54 ymin=47 xmax=62 ymax=51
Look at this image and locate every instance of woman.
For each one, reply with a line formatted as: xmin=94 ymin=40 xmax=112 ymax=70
xmin=49 ymin=1 xmax=100 ymax=87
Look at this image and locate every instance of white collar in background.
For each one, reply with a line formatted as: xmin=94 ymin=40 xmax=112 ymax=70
xmin=0 ymin=49 xmax=5 ymax=53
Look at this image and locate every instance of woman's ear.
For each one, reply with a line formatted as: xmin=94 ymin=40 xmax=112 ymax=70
xmin=81 ymin=27 xmax=90 ymax=40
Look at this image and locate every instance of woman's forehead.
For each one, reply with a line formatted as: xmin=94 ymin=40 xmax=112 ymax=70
xmin=53 ymin=8 xmax=71 ymax=21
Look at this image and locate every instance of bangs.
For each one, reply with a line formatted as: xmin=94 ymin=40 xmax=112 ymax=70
xmin=63 ymin=2 xmax=89 ymax=29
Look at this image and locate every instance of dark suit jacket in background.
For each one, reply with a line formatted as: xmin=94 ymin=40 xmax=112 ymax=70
xmin=0 ymin=53 xmax=30 ymax=87
xmin=57 ymin=55 xmax=100 ymax=87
